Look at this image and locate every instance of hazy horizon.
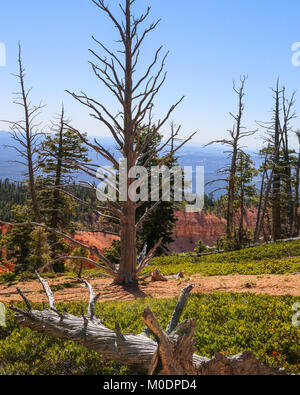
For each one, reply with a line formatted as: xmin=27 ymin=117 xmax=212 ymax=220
xmin=1 ymin=1 xmax=300 ymax=149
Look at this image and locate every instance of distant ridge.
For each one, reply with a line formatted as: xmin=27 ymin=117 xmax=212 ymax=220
xmin=0 ymin=130 xmax=262 ymax=196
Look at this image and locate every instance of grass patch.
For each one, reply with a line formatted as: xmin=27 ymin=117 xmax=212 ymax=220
xmin=146 ymin=239 xmax=300 ymax=276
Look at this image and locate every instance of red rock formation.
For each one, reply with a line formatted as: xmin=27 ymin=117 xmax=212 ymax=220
xmin=167 ymin=211 xmax=226 ymax=253
xmin=0 ymin=208 xmax=260 ymax=270
xmin=167 ymin=208 xmax=258 ymax=253
xmin=54 ymin=232 xmax=120 ymax=269
xmin=73 ymin=231 xmax=119 ymax=265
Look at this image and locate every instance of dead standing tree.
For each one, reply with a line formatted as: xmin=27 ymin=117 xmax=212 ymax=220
xmin=10 ymin=277 xmax=286 ymax=375
xmin=62 ymin=0 xmax=195 ymax=283
xmin=1 ymin=43 xmax=44 ymax=223
xmin=255 ymin=82 xmax=297 ymax=241
xmin=281 ymin=88 xmax=297 ymax=238
xmin=1 ymin=0 xmax=195 ymax=283
xmin=271 ymin=82 xmax=283 ymax=241
xmin=254 ymin=82 xmax=282 ymax=244
xmin=253 ymin=144 xmax=279 ymax=243
xmin=294 ymin=131 xmax=300 ymax=236
xmin=257 ymin=81 xmax=285 ymax=241
xmin=206 ymin=76 xmax=256 ymax=240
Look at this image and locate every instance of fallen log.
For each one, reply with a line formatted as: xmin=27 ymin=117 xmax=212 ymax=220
xmin=10 ymin=274 xmax=286 ymax=375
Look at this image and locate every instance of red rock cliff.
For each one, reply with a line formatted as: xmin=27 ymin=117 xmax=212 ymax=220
xmin=167 ymin=208 xmax=258 ymax=253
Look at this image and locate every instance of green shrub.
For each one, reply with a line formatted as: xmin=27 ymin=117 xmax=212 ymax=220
xmin=194 ymin=239 xmax=208 ymax=254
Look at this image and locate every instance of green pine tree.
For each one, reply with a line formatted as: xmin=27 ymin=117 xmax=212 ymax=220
xmin=2 ymin=205 xmax=33 ymax=272
xmin=38 ymin=111 xmax=89 ymax=272
xmin=235 ymin=151 xmax=258 ymax=245
xmin=136 ymin=130 xmax=178 ymax=255
xmin=28 ymin=228 xmax=51 ymax=272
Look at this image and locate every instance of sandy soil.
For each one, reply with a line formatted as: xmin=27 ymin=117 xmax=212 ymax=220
xmin=0 ymin=273 xmax=299 ymax=304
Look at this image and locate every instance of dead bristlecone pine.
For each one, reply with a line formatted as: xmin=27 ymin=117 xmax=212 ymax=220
xmin=11 ymin=274 xmax=287 ymax=375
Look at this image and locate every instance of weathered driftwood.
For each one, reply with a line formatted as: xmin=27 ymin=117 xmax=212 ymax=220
xmin=11 ymin=275 xmax=286 ymax=375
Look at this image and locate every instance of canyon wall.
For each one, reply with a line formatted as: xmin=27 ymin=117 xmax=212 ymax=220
xmin=167 ymin=208 xmax=258 ymax=253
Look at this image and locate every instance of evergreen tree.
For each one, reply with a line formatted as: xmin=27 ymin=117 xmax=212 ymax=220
xmin=104 ymin=240 xmax=121 ymax=267
xmin=69 ymin=247 xmax=90 ymax=278
xmin=28 ymin=228 xmax=51 ymax=272
xmin=38 ymin=108 xmax=89 ymax=272
xmin=1 ymin=205 xmax=32 ymax=272
xmin=136 ymin=130 xmax=178 ymax=255
xmin=235 ymin=152 xmax=258 ymax=245
xmin=194 ymin=239 xmax=208 ymax=254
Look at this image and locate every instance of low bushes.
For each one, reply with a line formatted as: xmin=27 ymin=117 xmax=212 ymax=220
xmin=0 ymin=293 xmax=299 ymax=374
xmin=146 ymin=256 xmax=300 ymax=276
xmin=146 ymin=239 xmax=300 ymax=276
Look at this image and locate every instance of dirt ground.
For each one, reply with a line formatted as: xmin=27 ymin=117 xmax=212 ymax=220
xmin=0 ymin=273 xmax=299 ymax=304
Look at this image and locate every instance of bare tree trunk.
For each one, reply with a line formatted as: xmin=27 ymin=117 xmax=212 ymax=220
xmin=63 ymin=0 xmax=193 ymax=284
xmin=119 ymin=2 xmax=137 ymax=283
xmin=118 ymin=202 xmax=138 ymax=284
xmin=11 ymin=276 xmax=286 ymax=375
xmin=239 ymin=184 xmax=245 ymax=245
xmin=15 ymin=43 xmax=42 ymax=223
xmin=282 ymin=90 xmax=296 ymax=238
xmin=293 ymin=132 xmax=300 ymax=236
xmin=227 ymin=150 xmax=237 ymax=239
xmin=284 ymin=154 xmax=294 ymax=238
xmin=272 ymin=82 xmax=282 ymax=241
xmin=254 ymin=151 xmax=268 ymax=243
xmin=226 ymin=80 xmax=244 ymax=239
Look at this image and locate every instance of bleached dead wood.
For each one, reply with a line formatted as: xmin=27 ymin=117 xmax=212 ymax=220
xmin=11 ymin=276 xmax=286 ymax=375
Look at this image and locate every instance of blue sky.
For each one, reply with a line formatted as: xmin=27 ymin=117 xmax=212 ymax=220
xmin=1 ymin=0 xmax=300 ymax=148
